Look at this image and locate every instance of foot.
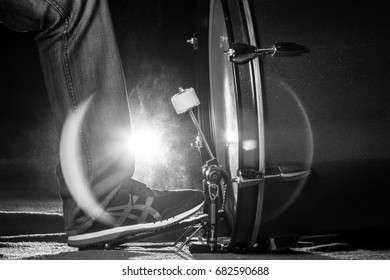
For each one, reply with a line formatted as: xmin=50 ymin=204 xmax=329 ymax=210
xmin=67 ymin=187 xmax=204 ymax=248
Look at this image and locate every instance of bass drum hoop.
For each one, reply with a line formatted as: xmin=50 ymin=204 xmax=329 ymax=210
xmin=206 ymin=0 xmax=266 ymax=251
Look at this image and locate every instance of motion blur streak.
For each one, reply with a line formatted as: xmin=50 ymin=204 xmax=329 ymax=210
xmin=60 ymin=96 xmax=114 ymax=225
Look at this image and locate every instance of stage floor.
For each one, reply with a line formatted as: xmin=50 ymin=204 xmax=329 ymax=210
xmin=1 ymin=210 xmax=390 ymax=260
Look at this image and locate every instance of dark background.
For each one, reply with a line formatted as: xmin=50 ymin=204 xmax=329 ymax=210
xmin=0 ymin=0 xmax=203 ymax=206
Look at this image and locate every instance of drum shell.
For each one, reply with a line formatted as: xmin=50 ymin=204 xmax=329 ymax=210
xmin=196 ymin=0 xmax=390 ymax=246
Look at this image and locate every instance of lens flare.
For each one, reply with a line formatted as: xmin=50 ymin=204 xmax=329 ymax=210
xmin=60 ymin=96 xmax=114 ymax=225
xmin=126 ymin=127 xmax=165 ymax=163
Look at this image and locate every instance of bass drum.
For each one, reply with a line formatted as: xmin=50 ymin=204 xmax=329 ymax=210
xmin=195 ymin=0 xmax=390 ymax=251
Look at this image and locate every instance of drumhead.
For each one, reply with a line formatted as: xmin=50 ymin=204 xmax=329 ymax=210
xmin=208 ymin=0 xmax=240 ymax=229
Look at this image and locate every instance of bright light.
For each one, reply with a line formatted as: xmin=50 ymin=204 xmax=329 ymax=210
xmin=127 ymin=127 xmax=164 ymax=162
xmin=225 ymin=129 xmax=238 ymax=144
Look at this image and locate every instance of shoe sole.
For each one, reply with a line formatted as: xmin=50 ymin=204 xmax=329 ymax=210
xmin=68 ymin=201 xmax=204 ymax=248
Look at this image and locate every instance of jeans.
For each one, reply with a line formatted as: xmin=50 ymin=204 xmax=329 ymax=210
xmin=0 ymin=0 xmax=135 ymax=235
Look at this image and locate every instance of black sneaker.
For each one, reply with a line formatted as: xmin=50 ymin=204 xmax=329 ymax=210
xmin=67 ymin=187 xmax=204 ymax=248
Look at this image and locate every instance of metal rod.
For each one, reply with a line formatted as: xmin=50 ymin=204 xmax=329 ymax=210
xmin=189 ymin=109 xmax=215 ymax=160
xmin=175 ymin=226 xmax=204 ymax=253
xmin=173 ymin=224 xmax=196 ymax=246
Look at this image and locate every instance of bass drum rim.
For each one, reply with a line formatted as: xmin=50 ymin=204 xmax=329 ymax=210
xmin=206 ymin=0 xmax=266 ymax=250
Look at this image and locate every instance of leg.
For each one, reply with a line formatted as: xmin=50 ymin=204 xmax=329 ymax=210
xmin=1 ymin=0 xmax=135 ymax=235
xmin=0 ymin=0 xmax=203 ymax=247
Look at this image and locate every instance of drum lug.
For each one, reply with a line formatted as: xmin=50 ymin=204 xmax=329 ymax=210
xmin=236 ymin=167 xmax=311 ymax=184
xmin=235 ymin=168 xmax=264 ymax=188
xmin=237 ymin=168 xmax=263 ymax=180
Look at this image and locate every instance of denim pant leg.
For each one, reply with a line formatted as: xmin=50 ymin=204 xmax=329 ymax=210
xmin=0 ymin=0 xmax=136 ymax=235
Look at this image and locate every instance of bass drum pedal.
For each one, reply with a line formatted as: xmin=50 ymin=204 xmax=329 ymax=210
xmin=171 ymin=87 xmax=298 ymax=253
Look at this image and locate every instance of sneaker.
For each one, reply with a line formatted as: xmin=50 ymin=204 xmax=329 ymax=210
xmin=67 ymin=187 xmax=204 ymax=248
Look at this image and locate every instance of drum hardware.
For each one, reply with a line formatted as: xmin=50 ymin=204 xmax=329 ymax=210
xmin=226 ymin=42 xmax=310 ymax=64
xmin=188 ymin=109 xmax=215 ymax=161
xmin=234 ymin=167 xmax=311 ymax=187
xmin=190 ymin=134 xmax=203 ymax=151
xmin=268 ymin=236 xmax=299 ymax=252
xmin=171 ymin=87 xmax=215 ymax=161
xmin=186 ymin=35 xmax=198 ymax=50
xmin=172 ymin=159 xmax=231 ymax=253
xmin=232 ymin=168 xmax=263 ymax=188
xmin=264 ymin=168 xmax=311 ymax=182
xmin=174 ymin=214 xmax=209 ymax=252
xmin=171 ymin=87 xmax=232 ymax=253
xmin=207 ymin=183 xmax=219 ymax=251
